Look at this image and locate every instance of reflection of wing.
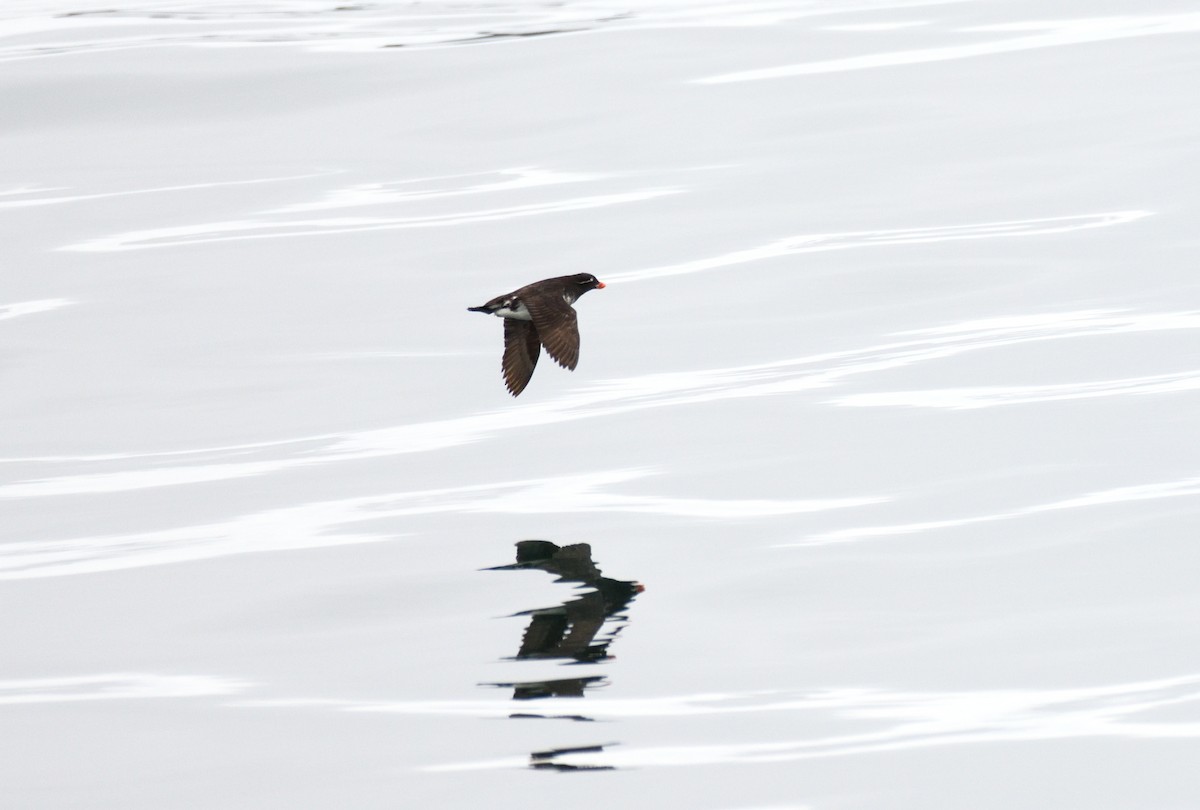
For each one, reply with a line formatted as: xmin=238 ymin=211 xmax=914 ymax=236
xmin=525 ymin=296 xmax=580 ymax=370
xmin=557 ymin=592 xmax=607 ymax=658
xmin=518 ymin=611 xmax=568 ymax=657
xmin=516 ymin=592 xmax=608 ymax=661
xmin=510 ymin=677 xmax=602 ymax=699
xmin=502 ymin=318 xmax=541 ymax=396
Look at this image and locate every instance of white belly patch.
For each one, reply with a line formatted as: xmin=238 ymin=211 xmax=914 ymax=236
xmin=495 ymin=302 xmax=532 ymax=321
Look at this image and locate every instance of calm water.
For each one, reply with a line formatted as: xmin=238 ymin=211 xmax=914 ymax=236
xmin=3 ymin=1 xmax=1200 ymax=806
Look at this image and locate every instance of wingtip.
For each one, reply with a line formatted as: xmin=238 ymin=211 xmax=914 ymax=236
xmin=504 ymin=373 xmax=527 ymax=397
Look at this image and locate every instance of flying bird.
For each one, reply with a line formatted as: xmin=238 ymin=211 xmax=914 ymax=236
xmin=468 ymin=273 xmax=606 ymax=396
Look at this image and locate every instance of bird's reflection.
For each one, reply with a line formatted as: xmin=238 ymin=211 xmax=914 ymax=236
xmin=483 ymin=540 xmax=643 ymax=769
xmin=487 ymin=541 xmax=642 ymax=665
xmin=530 ymin=744 xmax=617 ymax=772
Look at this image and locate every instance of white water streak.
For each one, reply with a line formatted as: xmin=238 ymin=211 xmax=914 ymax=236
xmin=4 ymin=309 xmax=1197 ymax=499
xmin=327 ymin=674 xmax=1200 ymax=769
xmin=789 ymin=475 xmax=1200 ymax=547
xmin=607 ymin=211 xmax=1150 ymax=283
xmin=0 ymin=470 xmax=881 ymax=579
xmin=0 ymin=673 xmax=249 ymax=705
xmin=698 ymin=13 xmax=1200 ymax=83
xmin=0 ymin=298 xmax=73 ymax=322
xmin=264 ymin=167 xmax=600 ymax=213
xmin=0 ymin=173 xmax=332 ymax=209
xmin=830 ymin=369 xmax=1200 ymax=410
xmin=61 ymin=187 xmax=681 ymax=251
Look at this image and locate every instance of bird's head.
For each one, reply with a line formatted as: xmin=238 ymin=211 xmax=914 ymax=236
xmin=570 ymin=273 xmax=606 ymax=293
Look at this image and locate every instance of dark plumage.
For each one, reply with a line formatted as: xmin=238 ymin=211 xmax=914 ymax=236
xmin=468 ymin=273 xmax=605 ymax=396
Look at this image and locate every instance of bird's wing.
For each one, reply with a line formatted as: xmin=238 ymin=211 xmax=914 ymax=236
xmin=502 ymin=318 xmax=540 ymax=396
xmin=524 ymin=297 xmax=580 ymax=370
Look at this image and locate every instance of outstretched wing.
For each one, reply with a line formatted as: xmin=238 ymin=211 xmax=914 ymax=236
xmin=524 ymin=297 xmax=580 ymax=370
xmin=502 ymin=318 xmax=541 ymax=396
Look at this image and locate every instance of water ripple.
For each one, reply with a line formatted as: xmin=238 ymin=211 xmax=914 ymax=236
xmin=0 ymin=673 xmax=249 ymax=704
xmin=0 ymin=1 xmax=967 ymax=62
xmin=263 ymin=167 xmax=600 ymax=213
xmin=698 ymin=13 xmax=1200 ymax=83
xmin=787 ymin=474 xmax=1200 ymax=547
xmin=830 ymin=369 xmax=1200 ymax=410
xmin=423 ymin=674 xmax=1200 ymax=769
xmin=61 ymin=186 xmax=681 ymax=251
xmin=607 ymin=211 xmax=1151 ymax=283
xmin=0 ymin=470 xmax=880 ymax=579
xmin=3 ymin=309 xmax=1196 ymax=499
xmin=0 ymin=298 xmax=73 ymax=322
xmin=0 ymin=172 xmax=331 ymax=209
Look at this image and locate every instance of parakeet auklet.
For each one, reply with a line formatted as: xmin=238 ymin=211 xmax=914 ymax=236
xmin=468 ymin=273 xmax=605 ymax=396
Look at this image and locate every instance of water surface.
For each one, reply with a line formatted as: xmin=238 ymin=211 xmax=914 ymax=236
xmin=3 ymin=0 xmax=1199 ymax=806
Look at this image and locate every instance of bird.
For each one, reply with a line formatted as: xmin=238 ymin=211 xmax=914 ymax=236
xmin=468 ymin=273 xmax=605 ymax=396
